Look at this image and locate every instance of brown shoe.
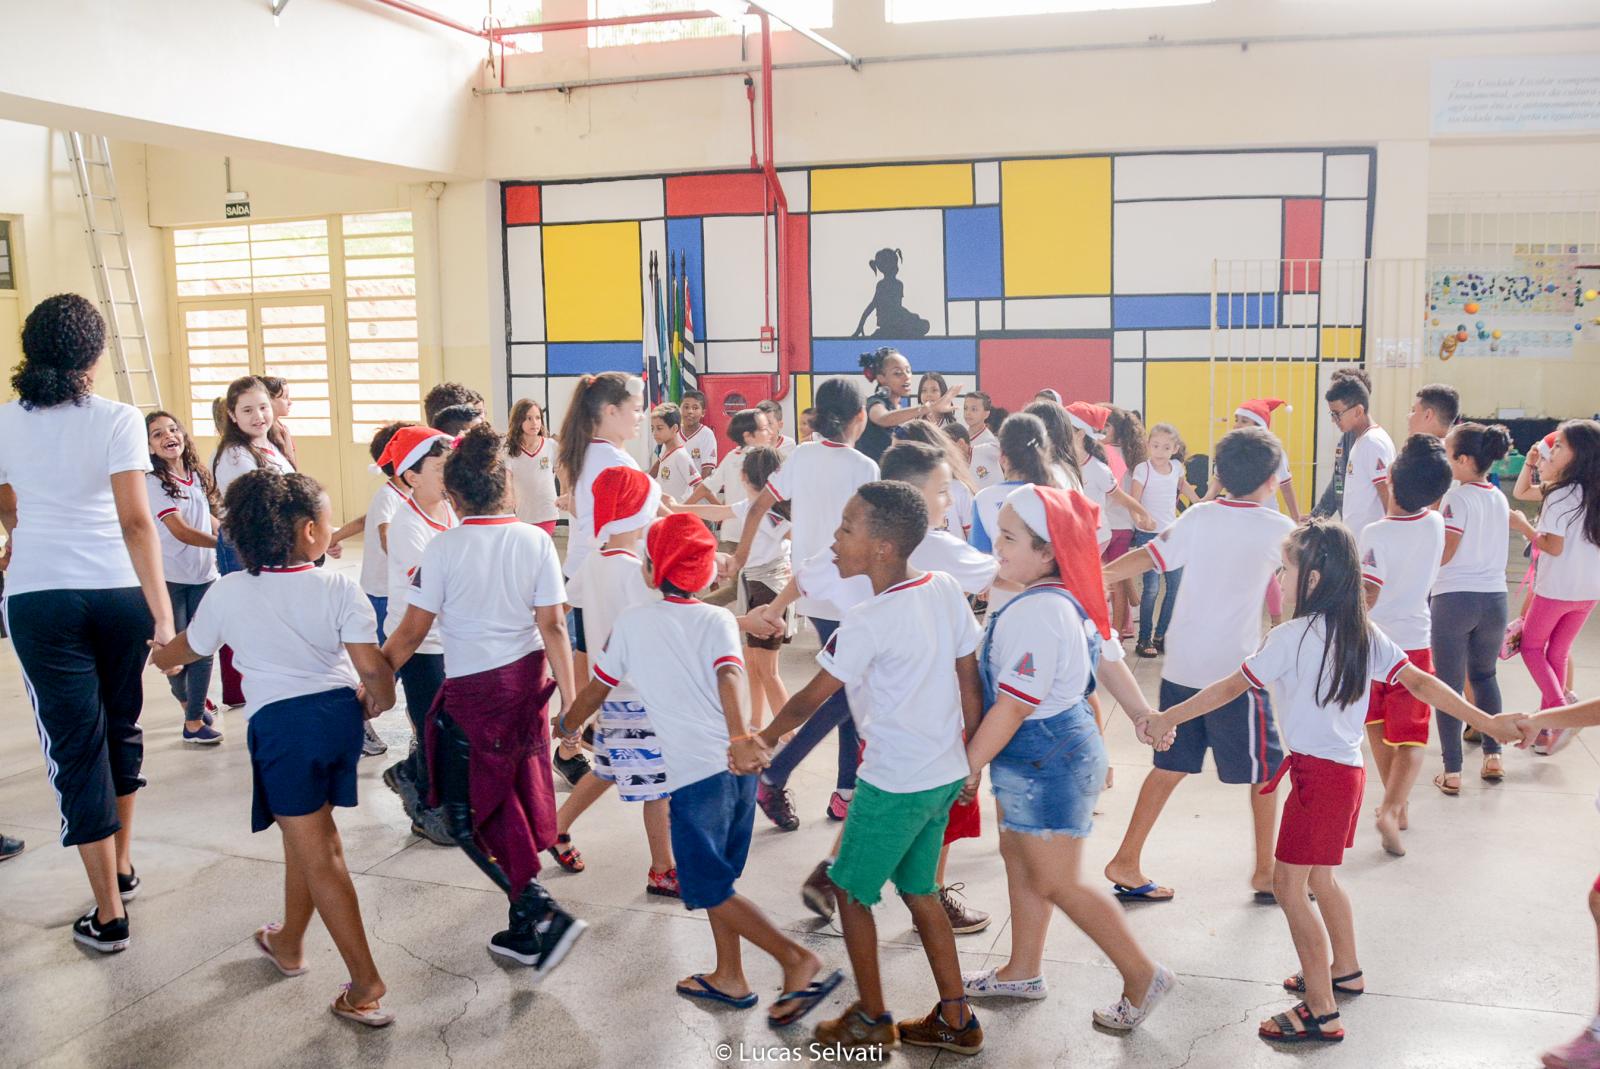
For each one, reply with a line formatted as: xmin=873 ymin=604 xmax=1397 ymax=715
xmin=914 ymin=884 xmax=990 ymax=935
xmin=801 ymin=859 xmax=836 ymax=920
xmin=814 ymin=1002 xmax=898 ymax=1051
xmin=898 ymin=1002 xmax=984 ymax=1055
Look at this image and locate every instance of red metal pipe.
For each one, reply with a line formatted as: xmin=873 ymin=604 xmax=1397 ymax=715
xmin=488 ymin=10 xmax=720 ymax=38
xmin=367 ymin=0 xmax=487 ymax=38
xmin=755 ymin=10 xmax=795 ymax=401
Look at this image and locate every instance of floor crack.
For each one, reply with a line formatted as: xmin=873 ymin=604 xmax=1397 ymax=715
xmin=372 ymin=899 xmax=481 ymax=1069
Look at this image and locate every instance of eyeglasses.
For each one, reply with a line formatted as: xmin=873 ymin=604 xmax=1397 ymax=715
xmin=1327 ymin=405 xmax=1352 ymax=423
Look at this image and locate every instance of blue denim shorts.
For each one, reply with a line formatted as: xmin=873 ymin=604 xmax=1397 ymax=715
xmin=668 ymin=771 xmax=757 ymax=911
xmin=989 ymin=706 xmax=1107 ymax=839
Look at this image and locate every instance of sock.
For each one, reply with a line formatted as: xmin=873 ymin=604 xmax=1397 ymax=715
xmin=835 ymin=788 xmax=854 ymax=800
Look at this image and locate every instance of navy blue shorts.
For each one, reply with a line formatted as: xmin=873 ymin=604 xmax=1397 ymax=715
xmin=246 ymin=688 xmax=365 ymax=832
xmin=1153 ymin=678 xmax=1282 ymax=785
xmin=668 ymin=771 xmax=757 ymax=911
xmin=567 ymin=607 xmax=587 ymax=654
xmin=367 ymin=594 xmax=388 ymax=646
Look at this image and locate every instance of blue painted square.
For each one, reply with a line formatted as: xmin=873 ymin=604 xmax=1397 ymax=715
xmin=944 ymin=207 xmax=1003 ymax=301
xmin=548 ymin=342 xmax=642 ymax=376
xmin=1215 ymin=293 xmax=1279 ymax=329
xmin=666 ymin=217 xmax=706 ymax=339
xmin=1113 ymin=295 xmax=1212 ymax=330
xmin=812 ymin=338 xmax=976 ymax=374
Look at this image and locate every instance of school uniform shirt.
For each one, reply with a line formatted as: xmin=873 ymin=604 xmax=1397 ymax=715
xmin=593 ymin=597 xmax=744 ymax=792
xmin=1130 ymin=460 xmax=1183 ymax=532
xmin=1339 ymin=426 xmax=1395 ymax=541
xmin=1535 ymin=484 xmax=1600 ymax=601
xmin=1434 ymin=480 xmax=1512 ymax=595
xmin=818 ymin=570 xmax=979 ymax=793
xmin=775 ymin=434 xmax=797 ymax=461
xmin=797 ymin=528 xmax=998 ymax=612
xmin=704 ymin=446 xmax=750 ymax=542
xmin=1242 ymin=618 xmax=1409 ymax=766
xmin=1146 ymin=499 xmax=1296 ymax=689
xmin=655 ymin=445 xmax=703 ymax=505
xmin=970 ymin=480 xmax=1025 ymax=554
xmin=507 ymin=436 xmax=559 ymax=525
xmin=988 ymin=583 xmax=1127 ymax=720
xmin=766 ymin=440 xmax=879 ymax=619
xmin=145 ymin=470 xmax=219 ymax=585
xmin=213 ymin=441 xmax=294 ymax=496
xmin=730 ymin=498 xmax=790 ymax=570
xmin=410 ymin=515 xmax=568 ymax=678
xmin=564 ymin=547 xmax=656 ymax=701
xmin=971 ymin=440 xmax=1002 ymax=490
xmin=971 ymin=426 xmax=998 ymax=450
xmin=946 ymin=479 xmax=975 ymax=539
xmin=185 ymin=565 xmax=376 ymax=712
xmin=1080 ymin=457 xmax=1117 ymax=548
xmin=1359 ymin=511 xmax=1445 ymax=650
xmin=0 ymin=395 xmax=150 ymax=596
xmin=385 ymin=495 xmax=458 ymax=654
xmin=359 ymin=482 xmax=407 ymax=598
xmin=566 ymin=438 xmax=641 ymax=589
xmin=678 ymin=424 xmax=718 ymax=473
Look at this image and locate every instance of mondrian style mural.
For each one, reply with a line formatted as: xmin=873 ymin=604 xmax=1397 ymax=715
xmin=502 ymin=149 xmax=1375 ymax=463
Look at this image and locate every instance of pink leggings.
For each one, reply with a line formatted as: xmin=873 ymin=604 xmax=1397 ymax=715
xmin=1264 ymin=573 xmax=1285 ymax=619
xmin=1519 ymin=594 xmax=1597 ymax=708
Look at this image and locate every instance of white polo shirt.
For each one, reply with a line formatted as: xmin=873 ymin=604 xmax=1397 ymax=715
xmin=970 ymin=426 xmax=998 ymax=450
xmin=507 ymin=436 xmax=559 ymax=525
xmin=1340 ymin=426 xmax=1395 ymax=540
xmin=947 ymin=479 xmax=975 ymax=539
xmin=987 ymin=583 xmax=1125 ymax=720
xmin=971 ymin=441 xmax=1001 ymax=490
xmin=213 ymin=440 xmax=293 ymax=496
xmin=775 ymin=434 xmax=797 ymax=460
xmin=818 ymin=570 xmax=979 ymax=793
xmin=185 ymin=564 xmax=375 ymax=712
xmin=796 ymin=528 xmax=997 ymax=612
xmin=1146 ymin=499 xmax=1296 ymax=688
xmin=1130 ymin=460 xmax=1183 ymax=532
xmin=655 ymin=445 xmax=702 ymax=504
xmin=360 ymin=482 xmax=407 ymax=598
xmin=679 ymin=424 xmax=718 ymax=473
xmin=970 ymin=480 xmax=1026 ymax=555
xmin=385 ymin=495 xmax=457 ymax=653
xmin=1434 ymin=481 xmax=1511 ymax=596
xmin=565 ymin=547 xmax=656 ymax=702
xmin=567 ymin=438 xmax=641 ymax=589
xmin=1359 ymin=511 xmax=1445 ymax=651
xmin=1535 ymin=484 xmax=1600 ymax=601
xmin=766 ymin=440 xmax=879 ymax=620
xmin=1080 ymin=457 xmax=1116 ymax=548
xmin=593 ymin=596 xmax=744 ymax=792
xmin=145 ymin=470 xmax=219 ymax=586
xmin=1243 ymin=617 xmax=1408 ymax=766
xmin=705 ymin=446 xmax=750 ymax=542
xmin=731 ymin=499 xmax=790 ymax=570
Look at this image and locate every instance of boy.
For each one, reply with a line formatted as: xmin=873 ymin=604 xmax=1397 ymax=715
xmin=1101 ymin=427 xmax=1296 ymax=900
xmin=1326 ymin=373 xmax=1395 ymax=539
xmin=1360 ymin=434 xmax=1452 ymax=856
xmin=1406 ymin=383 xmax=1460 ymax=440
xmin=688 ymin=407 xmax=772 ymax=546
xmin=650 ymin=403 xmax=702 ymax=503
xmin=678 ymin=389 xmax=718 ymax=477
xmin=963 ymin=391 xmax=996 ymax=449
xmin=423 ymin=382 xmax=485 ymax=426
xmin=430 ymin=404 xmax=483 ymax=437
xmin=558 ymin=513 xmax=842 ymax=1026
xmin=756 ymin=398 xmax=796 ymax=459
xmin=1216 ymin=397 xmax=1301 ymax=520
xmin=760 ymin=481 xmax=986 ymax=1055
xmin=800 ymin=406 xmax=817 ymax=442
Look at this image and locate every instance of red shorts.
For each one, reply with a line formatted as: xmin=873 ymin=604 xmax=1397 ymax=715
xmin=1103 ymin=529 xmax=1135 ymax=564
xmin=859 ymin=739 xmax=980 ymax=844
xmin=1364 ymin=648 xmax=1430 ymax=746
xmin=533 ymin=520 xmax=557 ymax=536
xmin=1273 ymin=754 xmax=1365 ymax=867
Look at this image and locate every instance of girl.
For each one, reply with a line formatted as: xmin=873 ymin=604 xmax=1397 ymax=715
xmin=650 ymin=402 xmax=702 ymax=504
xmin=261 ymin=376 xmax=299 ymax=470
xmin=856 ymin=347 xmax=958 ymax=462
xmin=153 ymin=469 xmax=396 ymax=1026
xmin=1102 ymin=408 xmax=1148 ymax=635
xmin=381 ymin=426 xmax=586 ymax=975
xmin=328 ymin=422 xmax=415 ymax=646
xmin=959 ymin=485 xmax=1174 ymax=1029
xmin=970 ymin=412 xmax=1059 ymax=556
xmin=0 ymin=294 xmax=176 ymax=953
xmin=1432 ymin=423 xmax=1514 ymax=791
xmin=506 ymin=397 xmax=560 ymax=535
xmin=1062 ymin=402 xmax=1155 ymax=549
xmin=146 ymin=410 xmax=222 ymax=744
xmin=1023 ymin=399 xmax=1085 ymax=492
xmin=1143 ymin=519 xmax=1519 ymax=1043
xmin=917 ymin=371 xmax=956 ymax=427
xmin=1129 ymin=424 xmax=1197 ymax=658
xmin=1511 ymin=419 xmax=1600 ymax=753
xmin=900 ymin=417 xmax=977 ymax=540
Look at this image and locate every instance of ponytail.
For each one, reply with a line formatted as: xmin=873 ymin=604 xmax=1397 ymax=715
xmin=556 ymin=372 xmax=638 ymax=489
xmin=1023 ymin=400 xmax=1084 ymax=488
xmin=1447 ymin=422 xmax=1511 ymax=476
xmin=997 ymin=412 xmax=1057 ymax=488
xmin=445 ymin=423 xmax=510 ymax=516
xmin=812 ymin=377 xmax=864 ymax=442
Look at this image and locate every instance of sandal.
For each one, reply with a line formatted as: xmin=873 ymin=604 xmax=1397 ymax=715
xmin=254 ymin=923 xmax=308 ymax=978
xmin=1283 ymin=970 xmax=1364 ymax=996
xmin=768 ymin=968 xmax=845 ymax=1027
xmin=1112 ymin=880 xmax=1175 ymax=902
xmin=1481 ymin=754 xmax=1504 ymax=781
xmin=1136 ymin=643 xmax=1159 ymax=658
xmin=546 ymin=834 xmax=584 ymax=873
xmin=1259 ymin=1001 xmax=1343 ymax=1043
xmin=330 ymin=985 xmax=394 ymax=1028
xmin=1433 ymin=771 xmax=1461 ymax=796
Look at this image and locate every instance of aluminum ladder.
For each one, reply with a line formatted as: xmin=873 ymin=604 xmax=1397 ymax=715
xmin=63 ymin=132 xmax=162 ymax=411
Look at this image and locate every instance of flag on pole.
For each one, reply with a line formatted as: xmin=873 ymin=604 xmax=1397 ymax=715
xmin=644 ymin=252 xmax=666 ymax=408
xmin=678 ymin=255 xmax=699 ymax=397
xmin=668 ymin=254 xmax=683 ymax=402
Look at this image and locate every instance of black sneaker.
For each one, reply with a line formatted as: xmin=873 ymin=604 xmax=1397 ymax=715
xmin=118 ymin=867 xmax=140 ymax=902
xmin=1153 ymin=635 xmax=1166 ymax=654
xmin=73 ymin=908 xmax=130 ymax=953
xmin=0 ymin=834 xmax=23 ymax=861
xmin=552 ymin=749 xmax=591 ymax=788
xmin=757 ymin=780 xmax=800 ymax=831
xmin=410 ymin=806 xmax=456 ymax=847
xmin=488 ymin=909 xmax=589 ymax=978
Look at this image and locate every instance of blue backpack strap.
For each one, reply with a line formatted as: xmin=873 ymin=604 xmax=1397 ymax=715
xmin=978 ymin=584 xmax=1102 ymax=709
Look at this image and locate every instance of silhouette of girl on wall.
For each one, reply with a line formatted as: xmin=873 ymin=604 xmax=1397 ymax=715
xmin=852 ymin=247 xmax=930 ymax=339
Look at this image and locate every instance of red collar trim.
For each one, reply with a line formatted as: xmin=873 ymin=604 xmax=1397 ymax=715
xmin=1216 ymin=499 xmax=1261 ymax=509
xmin=1386 ymin=511 xmax=1429 ymax=522
xmin=461 ymin=515 xmax=518 ymax=526
xmin=821 ymin=440 xmax=847 ymax=449
xmin=1466 ymin=481 xmax=1494 ymax=488
xmin=882 ymin=572 xmax=933 ymax=596
xmin=1027 ymin=580 xmax=1071 ymax=591
xmin=520 ymin=442 xmax=546 ymax=459
xmin=600 ymin=549 xmax=641 ymax=561
xmin=662 ymin=594 xmax=699 ymax=604
xmin=170 ymin=470 xmax=195 ymax=486
xmin=589 ymin=437 xmax=610 ymax=445
xmin=260 ymin=563 xmax=316 ymax=573
xmin=403 ymin=494 xmax=455 ymax=532
xmin=386 ymin=482 xmax=408 ymax=500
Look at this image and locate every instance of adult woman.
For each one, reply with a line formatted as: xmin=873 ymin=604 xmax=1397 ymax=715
xmin=0 ymin=294 xmax=176 ymax=953
xmin=856 ymin=348 xmax=958 ymax=462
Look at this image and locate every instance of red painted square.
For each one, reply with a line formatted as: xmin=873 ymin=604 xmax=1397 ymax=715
xmin=782 ymin=214 xmax=810 ymax=380
xmin=979 ymin=337 xmax=1111 ymax=413
xmin=666 ymin=173 xmax=769 ymax=217
xmin=1282 ymin=199 xmax=1322 ymax=293
xmin=505 ymin=184 xmax=541 ymax=226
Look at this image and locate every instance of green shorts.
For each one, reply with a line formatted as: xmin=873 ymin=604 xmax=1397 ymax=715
xmin=827 ymin=777 xmax=965 ymax=907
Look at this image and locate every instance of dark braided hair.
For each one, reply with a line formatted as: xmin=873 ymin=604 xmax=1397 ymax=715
xmin=222 ymin=470 xmax=326 ymax=574
xmin=147 ymin=410 xmax=219 ymax=512
xmin=15 ymin=294 xmax=103 ymax=408
xmin=444 ymin=423 xmax=510 ymax=516
xmin=1288 ymin=518 xmax=1371 ymax=708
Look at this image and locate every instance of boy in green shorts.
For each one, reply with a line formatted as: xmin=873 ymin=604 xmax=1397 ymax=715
xmin=760 ymin=481 xmax=985 ymax=1055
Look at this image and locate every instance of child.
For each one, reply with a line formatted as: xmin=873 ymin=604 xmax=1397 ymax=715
xmin=145 ymin=410 xmax=221 ymax=744
xmin=1142 ymin=518 xmax=1519 ymax=1044
xmin=506 ymin=397 xmax=560 ymax=534
xmin=960 ymin=484 xmax=1174 ymax=1029
xmin=1063 ymin=402 xmax=1155 ymax=554
xmin=1213 ymin=397 xmax=1303 ymax=521
xmin=858 ymin=347 xmax=957 ymax=462
xmin=1327 ymin=375 xmax=1394 ymax=539
xmin=760 ymin=482 xmax=984 ymax=1055
xmin=431 ymin=404 xmax=483 ymax=437
xmin=328 ymin=422 xmax=414 ymax=654
xmin=650 ymin=402 xmax=703 ymax=504
xmin=677 ymin=389 xmax=718 ymax=478
xmin=422 ymin=381 xmax=485 ymax=426
xmin=1128 ymin=423 xmax=1195 ymax=657
xmin=1406 ymin=383 xmax=1460 ymax=440
xmin=800 ymin=406 xmax=817 ymax=443
xmin=971 ymin=412 xmax=1058 ymax=554
xmin=964 ymin=391 xmax=997 ymax=450
xmin=688 ymin=406 xmax=772 ymax=547
xmin=1101 ymin=427 xmax=1296 ymax=901
xmin=917 ymin=371 xmax=957 ymax=428
xmin=152 ymin=469 xmax=398 ymax=1027
xmin=1024 ymin=399 xmax=1084 ymax=491
xmin=382 ymin=425 xmax=587 ymax=975
xmin=1510 ymin=419 xmax=1600 ymax=752
xmin=900 ymin=418 xmax=977 ymax=539
xmin=757 ymin=398 xmax=796 ymax=459
xmin=550 ymin=465 xmax=677 ymax=896
xmin=1432 ymin=423 xmax=1514 ymax=791
xmin=1102 ymin=407 xmax=1148 ymax=632
xmin=1359 ymin=434 xmax=1453 ymax=855
xmin=560 ymin=513 xmax=842 ymax=1026
xmin=262 ymin=376 xmax=299 ymax=471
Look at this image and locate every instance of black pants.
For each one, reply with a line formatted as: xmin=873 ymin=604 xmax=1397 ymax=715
xmin=5 ymin=587 xmax=153 ymax=846
xmin=166 ymin=581 xmax=214 ymax=722
xmin=397 ymin=653 xmax=445 ymax=787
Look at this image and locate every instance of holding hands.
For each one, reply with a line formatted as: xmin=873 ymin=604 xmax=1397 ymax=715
xmin=728 ymin=734 xmax=772 ymax=775
xmin=1135 ymin=712 xmax=1178 ymax=751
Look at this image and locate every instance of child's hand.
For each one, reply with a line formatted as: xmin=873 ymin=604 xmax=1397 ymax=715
xmin=957 ymin=769 xmax=983 ymax=805
xmin=1139 ymin=713 xmax=1175 ymax=750
xmin=728 ymin=736 xmax=770 ymax=775
xmin=326 ymin=540 xmax=343 ymax=559
xmin=555 ymin=492 xmax=574 ymax=514
xmin=1515 ymin=714 xmax=1543 ymax=749
xmin=1485 ymin=711 xmax=1527 ymax=745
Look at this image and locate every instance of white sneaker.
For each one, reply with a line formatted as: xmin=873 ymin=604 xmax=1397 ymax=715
xmin=962 ymin=965 xmax=1047 ymax=1000
xmin=361 ymin=721 xmax=388 ymax=757
xmin=1092 ymin=963 xmax=1175 ymax=1032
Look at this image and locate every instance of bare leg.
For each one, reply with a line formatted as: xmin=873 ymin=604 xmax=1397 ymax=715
xmin=902 ymin=892 xmax=970 ymax=1026
xmin=276 ymin=806 xmax=385 ymax=1006
xmin=692 ymin=894 xmax=824 ymax=1012
xmin=838 ymin=892 xmax=888 ymax=1018
xmin=1103 ymin=767 xmax=1185 ymax=891
xmin=558 ymin=653 xmax=588 ymax=762
xmin=555 ymin=773 xmax=613 ymax=836
xmin=77 ymin=836 xmax=124 ymax=922
xmin=269 ymin=841 xmax=315 ymax=970
xmin=643 ymin=798 xmax=674 ymax=872
xmin=1307 ymin=866 xmax=1361 ymax=989
xmin=993 ymin=802 xmax=1052 ymax=980
xmin=1376 ymin=746 xmax=1423 ymax=857
xmin=1250 ymin=784 xmax=1279 ymax=895
xmin=684 ymin=907 xmax=751 ymax=999
xmin=113 ymin=793 xmax=135 ymax=878
xmin=746 ymin=651 xmax=770 ymax=731
xmin=935 ymin=843 xmax=949 ymax=886
xmin=1364 ymin=723 xmax=1393 ymax=786
xmin=1274 ymin=863 xmax=1336 ymax=1018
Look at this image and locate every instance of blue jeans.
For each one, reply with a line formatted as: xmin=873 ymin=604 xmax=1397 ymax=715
xmin=762 ymin=617 xmax=859 ymax=792
xmin=368 ymin=595 xmax=389 ymax=645
xmin=1134 ymin=529 xmax=1181 ymax=646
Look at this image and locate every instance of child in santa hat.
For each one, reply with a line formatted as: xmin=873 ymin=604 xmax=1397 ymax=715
xmin=1063 ymin=402 xmax=1155 ymax=550
xmin=1207 ymin=398 xmax=1302 ymax=523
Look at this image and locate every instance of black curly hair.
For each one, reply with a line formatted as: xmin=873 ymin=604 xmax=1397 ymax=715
xmin=444 ymin=423 xmax=510 ymax=516
xmin=222 ymin=470 xmax=327 ymax=574
xmin=15 ymin=294 xmax=104 ymax=409
xmin=1390 ymin=433 xmax=1454 ymax=512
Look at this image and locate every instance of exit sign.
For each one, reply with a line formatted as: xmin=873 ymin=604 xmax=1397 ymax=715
xmin=224 ymin=193 xmax=251 ymax=220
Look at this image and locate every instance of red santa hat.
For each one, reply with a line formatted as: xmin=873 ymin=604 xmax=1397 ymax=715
xmin=376 ymin=426 xmax=450 ymax=476
xmin=1064 ymin=401 xmax=1110 ymax=441
xmin=1004 ymin=484 xmax=1112 ymax=639
xmin=1235 ymin=397 xmax=1291 ymax=429
xmin=592 ymin=465 xmax=661 ymax=542
xmin=646 ymin=512 xmax=718 ymax=594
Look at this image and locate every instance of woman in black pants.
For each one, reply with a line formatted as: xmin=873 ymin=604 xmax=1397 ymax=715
xmin=0 ymin=294 xmax=175 ymax=952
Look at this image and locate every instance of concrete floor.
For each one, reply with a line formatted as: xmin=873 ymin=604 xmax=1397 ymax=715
xmin=1 ymin=547 xmax=1598 ymax=1069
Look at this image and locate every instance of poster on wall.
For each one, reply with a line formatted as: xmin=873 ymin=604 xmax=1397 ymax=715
xmin=1431 ymin=55 xmax=1600 ymax=136
xmin=1426 ymin=252 xmax=1590 ymax=360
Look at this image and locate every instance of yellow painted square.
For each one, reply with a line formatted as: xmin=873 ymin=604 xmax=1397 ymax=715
xmin=1321 ymin=327 xmax=1363 ymax=361
xmin=1002 ymin=157 xmax=1111 ymax=297
xmin=793 ymin=374 xmax=812 ymax=420
xmin=810 ymin=164 xmax=973 ymax=212
xmin=1145 ymin=361 xmax=1320 ymax=492
xmin=543 ymin=222 xmax=641 ymax=342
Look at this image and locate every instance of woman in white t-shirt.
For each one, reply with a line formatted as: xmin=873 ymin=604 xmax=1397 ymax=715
xmin=505 ymin=397 xmax=559 ymax=533
xmin=0 ymin=294 xmax=176 ymax=953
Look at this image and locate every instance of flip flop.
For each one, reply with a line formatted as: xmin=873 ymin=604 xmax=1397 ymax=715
xmin=254 ymin=923 xmax=308 ymax=977
xmin=676 ymin=974 xmax=758 ymax=1009
xmin=1112 ymin=881 xmax=1174 ymax=902
xmin=1254 ymin=890 xmax=1317 ymax=904
xmin=768 ymin=968 xmax=845 ymax=1027
xmin=330 ymin=985 xmax=394 ymax=1028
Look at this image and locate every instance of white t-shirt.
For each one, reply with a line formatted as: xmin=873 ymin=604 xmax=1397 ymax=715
xmin=1359 ymin=511 xmax=1445 ymax=651
xmin=507 ymin=437 xmax=559 ymax=525
xmin=1535 ymin=484 xmax=1600 ymax=600
xmin=213 ymin=440 xmax=294 ymax=496
xmin=655 ymin=445 xmax=703 ymax=505
xmin=1242 ymin=617 xmax=1408 ymax=766
xmin=385 ymin=495 xmax=457 ymax=654
xmin=410 ymin=516 xmax=567 ymax=678
xmin=566 ymin=438 xmax=640 ymax=588
xmin=593 ymin=596 xmax=744 ymax=792
xmin=0 ymin=396 xmax=150 ymax=596
xmin=971 ymin=441 xmax=1002 ymax=490
xmin=1146 ymin=499 xmax=1296 ymax=688
xmin=565 ymin=547 xmax=656 ymax=702
xmin=987 ymin=584 xmax=1125 ymax=720
xmin=970 ymin=480 xmax=1026 ymax=555
xmin=775 ymin=434 xmax=797 ymax=460
xmin=705 ymin=447 xmax=750 ymax=542
xmin=1131 ymin=460 xmax=1183 ymax=532
xmin=1080 ymin=457 xmax=1116 ymax=548
xmin=1340 ymin=426 xmax=1395 ymax=541
xmin=947 ymin=479 xmax=975 ymax=539
xmin=359 ymin=482 xmax=407 ymax=598
xmin=731 ymin=498 xmax=790 ymax=570
xmin=678 ymin=424 xmax=718 ymax=473
xmin=185 ymin=564 xmax=375 ymax=712
xmin=766 ymin=440 xmax=879 ymax=619
xmin=145 ymin=470 xmax=219 ymax=586
xmin=819 ymin=570 xmax=979 ymax=793
xmin=797 ymin=529 xmax=998 ymax=612
xmin=1434 ymin=481 xmax=1511 ymax=596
